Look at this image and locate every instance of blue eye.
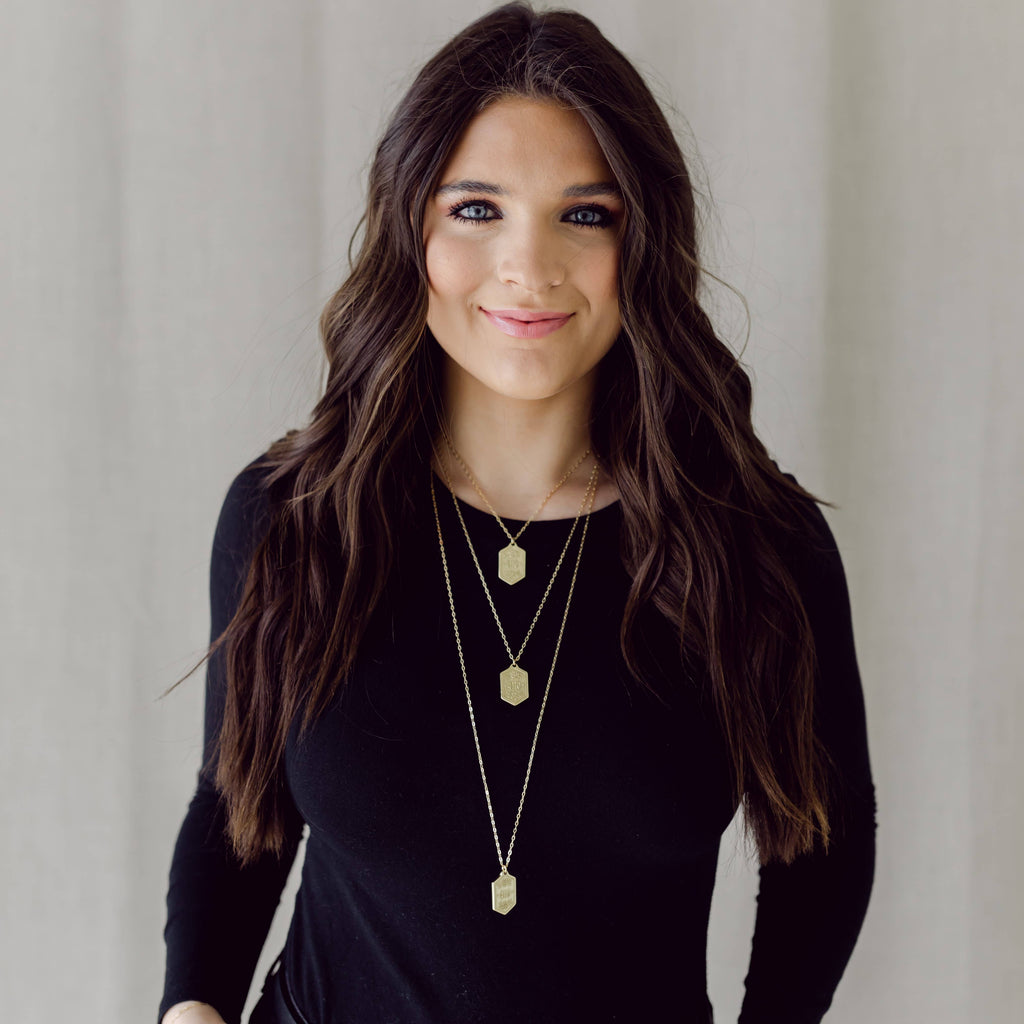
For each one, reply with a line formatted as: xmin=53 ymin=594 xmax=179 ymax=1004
xmin=447 ymin=202 xmax=495 ymax=223
xmin=448 ymin=201 xmax=495 ymax=222
xmin=445 ymin=200 xmax=615 ymax=230
xmin=565 ymin=204 xmax=610 ymax=229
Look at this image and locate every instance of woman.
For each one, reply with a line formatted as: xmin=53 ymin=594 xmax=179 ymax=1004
xmin=159 ymin=3 xmax=876 ymax=1023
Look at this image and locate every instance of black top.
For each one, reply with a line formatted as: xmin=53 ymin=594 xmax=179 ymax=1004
xmin=160 ymin=456 xmax=876 ymax=1024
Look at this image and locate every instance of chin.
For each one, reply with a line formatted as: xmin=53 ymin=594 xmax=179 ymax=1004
xmin=439 ymin=341 xmax=596 ymax=404
xmin=484 ymin=370 xmax=579 ymax=403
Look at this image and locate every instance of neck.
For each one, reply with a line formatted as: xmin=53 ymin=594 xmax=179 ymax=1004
xmin=433 ymin=361 xmax=605 ymax=520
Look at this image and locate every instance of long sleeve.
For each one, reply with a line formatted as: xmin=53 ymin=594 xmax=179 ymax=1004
xmin=737 ymin=496 xmax=877 ymax=1024
xmin=159 ymin=459 xmax=304 ymax=1024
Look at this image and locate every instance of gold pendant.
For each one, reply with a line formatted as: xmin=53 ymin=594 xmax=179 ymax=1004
xmin=491 ymin=871 xmax=517 ymax=914
xmin=499 ymin=665 xmax=529 ymax=706
xmin=497 ymin=543 xmax=526 ymax=585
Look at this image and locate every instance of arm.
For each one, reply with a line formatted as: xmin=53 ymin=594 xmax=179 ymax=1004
xmin=737 ymin=496 xmax=877 ymax=1024
xmin=159 ymin=459 xmax=304 ymax=1024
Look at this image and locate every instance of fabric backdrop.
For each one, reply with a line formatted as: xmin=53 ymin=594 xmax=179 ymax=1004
xmin=2 ymin=1 xmax=1020 ymax=1022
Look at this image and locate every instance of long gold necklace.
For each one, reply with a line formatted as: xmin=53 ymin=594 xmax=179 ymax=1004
xmin=437 ymin=456 xmax=598 ymax=705
xmin=429 ymin=471 xmax=597 ymax=914
xmin=440 ymin=430 xmax=591 ymax=586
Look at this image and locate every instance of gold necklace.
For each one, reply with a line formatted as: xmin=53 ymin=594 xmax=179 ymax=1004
xmin=436 ymin=457 xmax=599 ymax=705
xmin=429 ymin=471 xmax=597 ymax=914
xmin=440 ymin=429 xmax=592 ymax=586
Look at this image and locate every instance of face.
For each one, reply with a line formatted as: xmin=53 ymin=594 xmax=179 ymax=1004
xmin=422 ymin=96 xmax=624 ymax=406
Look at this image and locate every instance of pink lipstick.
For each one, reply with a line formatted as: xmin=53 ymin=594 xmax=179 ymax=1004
xmin=481 ymin=308 xmax=574 ymax=339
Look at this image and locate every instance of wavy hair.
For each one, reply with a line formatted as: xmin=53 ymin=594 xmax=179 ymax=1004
xmin=202 ymin=1 xmax=842 ymax=867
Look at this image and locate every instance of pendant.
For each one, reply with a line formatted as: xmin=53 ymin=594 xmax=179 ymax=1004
xmin=499 ymin=665 xmax=529 ymax=706
xmin=491 ymin=870 xmax=517 ymax=914
xmin=498 ymin=543 xmax=526 ymax=585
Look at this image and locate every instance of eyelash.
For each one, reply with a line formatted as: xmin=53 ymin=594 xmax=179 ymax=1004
xmin=445 ymin=199 xmax=616 ymax=230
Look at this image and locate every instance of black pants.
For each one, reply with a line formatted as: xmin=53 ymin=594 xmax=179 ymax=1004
xmin=248 ymin=959 xmax=307 ymax=1024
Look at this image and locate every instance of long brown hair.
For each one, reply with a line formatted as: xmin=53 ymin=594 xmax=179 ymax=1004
xmin=203 ymin=1 xmax=843 ymax=867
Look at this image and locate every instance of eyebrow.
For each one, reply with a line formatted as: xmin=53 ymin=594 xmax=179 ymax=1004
xmin=434 ymin=179 xmax=623 ymax=199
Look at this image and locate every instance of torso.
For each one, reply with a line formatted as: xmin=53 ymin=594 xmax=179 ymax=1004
xmin=279 ymin=468 xmax=733 ymax=1023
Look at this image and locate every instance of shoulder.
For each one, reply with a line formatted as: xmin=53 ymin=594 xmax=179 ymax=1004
xmin=208 ymin=448 xmax=282 ymax=617
xmin=769 ymin=468 xmax=860 ymax=670
xmin=218 ymin=450 xmax=276 ymax=532
xmin=213 ymin=451 xmax=276 ymax=559
xmin=773 ymin=468 xmax=842 ymax=566
xmin=757 ymin=467 xmax=856 ymax=640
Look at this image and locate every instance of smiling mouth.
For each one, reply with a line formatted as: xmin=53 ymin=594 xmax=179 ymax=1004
xmin=481 ymin=308 xmax=574 ymax=339
xmin=482 ymin=308 xmax=573 ymax=322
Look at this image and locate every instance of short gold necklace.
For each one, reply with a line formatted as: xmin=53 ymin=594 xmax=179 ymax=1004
xmin=437 ymin=458 xmax=599 ymax=705
xmin=429 ymin=471 xmax=597 ymax=914
xmin=440 ymin=430 xmax=592 ymax=586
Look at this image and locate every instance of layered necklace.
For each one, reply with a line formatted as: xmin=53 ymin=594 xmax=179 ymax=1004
xmin=436 ymin=452 xmax=599 ymax=705
xmin=441 ymin=429 xmax=591 ymax=586
xmin=429 ymin=460 xmax=598 ymax=914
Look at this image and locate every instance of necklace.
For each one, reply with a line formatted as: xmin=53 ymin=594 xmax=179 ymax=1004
xmin=437 ymin=457 xmax=599 ymax=705
xmin=430 ymin=471 xmax=597 ymax=914
xmin=440 ymin=429 xmax=591 ymax=586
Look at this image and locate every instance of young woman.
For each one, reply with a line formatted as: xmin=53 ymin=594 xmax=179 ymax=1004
xmin=159 ymin=4 xmax=876 ymax=1023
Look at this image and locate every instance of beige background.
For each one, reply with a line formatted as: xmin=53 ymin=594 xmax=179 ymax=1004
xmin=2 ymin=1 xmax=1021 ymax=1021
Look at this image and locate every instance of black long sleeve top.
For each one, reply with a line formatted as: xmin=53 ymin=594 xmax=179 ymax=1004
xmin=160 ymin=455 xmax=876 ymax=1024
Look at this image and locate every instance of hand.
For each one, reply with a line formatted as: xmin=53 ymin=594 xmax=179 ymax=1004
xmin=161 ymin=1002 xmax=226 ymax=1024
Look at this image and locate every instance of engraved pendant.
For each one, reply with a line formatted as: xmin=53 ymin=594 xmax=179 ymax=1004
xmin=491 ymin=871 xmax=517 ymax=914
xmin=499 ymin=665 xmax=529 ymax=706
xmin=497 ymin=543 xmax=526 ymax=585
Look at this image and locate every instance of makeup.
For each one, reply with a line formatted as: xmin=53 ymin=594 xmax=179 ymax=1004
xmin=482 ymin=309 xmax=574 ymax=339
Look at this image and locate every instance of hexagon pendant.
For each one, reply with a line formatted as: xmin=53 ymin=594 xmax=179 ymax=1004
xmin=497 ymin=543 xmax=526 ymax=585
xmin=499 ymin=665 xmax=529 ymax=706
xmin=491 ymin=871 xmax=517 ymax=914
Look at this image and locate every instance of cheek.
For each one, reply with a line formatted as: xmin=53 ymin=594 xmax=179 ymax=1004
xmin=425 ymin=233 xmax=484 ymax=299
xmin=579 ymin=244 xmax=620 ymax=313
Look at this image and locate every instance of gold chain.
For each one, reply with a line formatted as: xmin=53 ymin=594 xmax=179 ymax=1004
xmin=436 ymin=456 xmax=599 ymax=673
xmin=430 ymin=470 xmax=597 ymax=907
xmin=439 ymin=427 xmax=592 ymax=546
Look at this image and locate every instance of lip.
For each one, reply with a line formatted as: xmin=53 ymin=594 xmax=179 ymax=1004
xmin=481 ymin=308 xmax=574 ymax=339
xmin=484 ymin=308 xmax=572 ymax=322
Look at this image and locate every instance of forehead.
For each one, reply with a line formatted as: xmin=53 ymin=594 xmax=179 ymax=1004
xmin=439 ymin=96 xmax=615 ymax=186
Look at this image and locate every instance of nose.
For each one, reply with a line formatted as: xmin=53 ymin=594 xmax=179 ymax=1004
xmin=495 ymin=220 xmax=567 ymax=292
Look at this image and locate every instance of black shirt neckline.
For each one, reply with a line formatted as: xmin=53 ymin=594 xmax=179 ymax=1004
xmin=428 ymin=469 xmax=622 ymax=530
